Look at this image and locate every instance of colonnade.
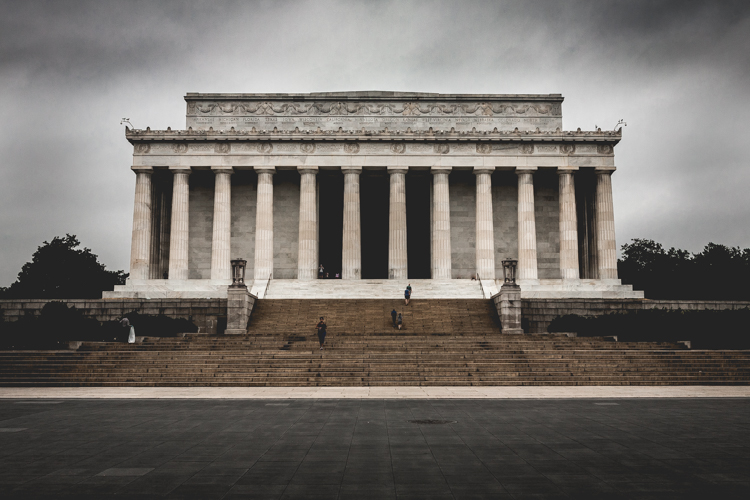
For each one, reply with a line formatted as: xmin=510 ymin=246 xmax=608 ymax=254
xmin=129 ymin=165 xmax=618 ymax=283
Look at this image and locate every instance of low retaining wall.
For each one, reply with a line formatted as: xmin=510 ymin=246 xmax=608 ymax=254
xmin=0 ymin=299 xmax=227 ymax=335
xmin=522 ymin=299 xmax=750 ymax=333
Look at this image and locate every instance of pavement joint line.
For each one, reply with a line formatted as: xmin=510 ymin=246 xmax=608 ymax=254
xmin=0 ymin=386 xmax=750 ymax=399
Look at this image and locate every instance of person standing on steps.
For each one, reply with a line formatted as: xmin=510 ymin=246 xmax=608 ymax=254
xmin=404 ymin=286 xmax=411 ymax=305
xmin=120 ymin=316 xmax=135 ymax=344
xmin=407 ymin=283 xmax=412 ymax=297
xmin=316 ymin=316 xmax=327 ymax=350
xmin=318 ymin=264 xmax=324 ymax=279
xmin=397 ymin=313 xmax=403 ymax=330
xmin=391 ymin=308 xmax=398 ymax=328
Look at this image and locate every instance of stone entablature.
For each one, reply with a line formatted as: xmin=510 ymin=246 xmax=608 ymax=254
xmin=184 ymin=92 xmax=564 ymax=132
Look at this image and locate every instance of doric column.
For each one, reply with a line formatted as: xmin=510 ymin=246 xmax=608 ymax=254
xmin=341 ymin=167 xmax=362 ymax=280
xmin=595 ymin=169 xmax=618 ymax=279
xmin=474 ymin=167 xmax=496 ymax=280
xmin=431 ymin=167 xmax=452 ymax=279
xmin=158 ymin=187 xmax=171 ymax=279
xmin=253 ymin=167 xmax=275 ymax=280
xmin=388 ymin=167 xmax=408 ymax=279
xmin=558 ymin=169 xmax=580 ymax=280
xmin=297 ymin=166 xmax=318 ymax=280
xmin=210 ymin=167 xmax=232 ymax=281
xmin=516 ymin=168 xmax=538 ymax=281
xmin=129 ymin=167 xmax=153 ymax=280
xmin=168 ymin=167 xmax=191 ymax=280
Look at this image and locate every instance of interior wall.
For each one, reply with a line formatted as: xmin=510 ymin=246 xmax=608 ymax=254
xmin=449 ymin=171 xmax=476 ymax=279
xmin=187 ymin=171 xmax=214 ymax=279
xmin=230 ymin=170 xmax=257 ymax=277
xmin=273 ymin=170 xmax=301 ymax=279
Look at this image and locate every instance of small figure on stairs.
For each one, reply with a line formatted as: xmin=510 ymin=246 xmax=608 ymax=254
xmin=316 ymin=316 xmax=327 ymax=350
xmin=120 ymin=316 xmax=135 ymax=344
xmin=397 ymin=313 xmax=403 ymax=330
xmin=391 ymin=308 xmax=398 ymax=328
xmin=318 ymin=264 xmax=324 ymax=279
xmin=404 ymin=286 xmax=411 ymax=305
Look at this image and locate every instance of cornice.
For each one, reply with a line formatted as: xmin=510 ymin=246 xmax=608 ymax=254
xmin=184 ymin=92 xmax=564 ymax=103
xmin=125 ymin=128 xmax=622 ymax=145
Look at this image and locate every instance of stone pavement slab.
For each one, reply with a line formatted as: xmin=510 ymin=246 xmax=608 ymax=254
xmin=1 ymin=386 xmax=750 ymax=399
xmin=1 ymin=398 xmax=749 ymax=498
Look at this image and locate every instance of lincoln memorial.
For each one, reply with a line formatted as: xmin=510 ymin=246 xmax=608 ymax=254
xmin=107 ymin=92 xmax=641 ymax=299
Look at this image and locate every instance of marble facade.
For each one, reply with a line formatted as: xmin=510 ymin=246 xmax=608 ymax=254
xmin=107 ymin=92 xmax=642 ymax=299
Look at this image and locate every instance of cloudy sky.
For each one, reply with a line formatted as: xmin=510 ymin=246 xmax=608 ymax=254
xmin=1 ymin=0 xmax=749 ymax=284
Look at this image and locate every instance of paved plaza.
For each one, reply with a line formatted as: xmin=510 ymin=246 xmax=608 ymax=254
xmin=1 ymin=396 xmax=749 ymax=499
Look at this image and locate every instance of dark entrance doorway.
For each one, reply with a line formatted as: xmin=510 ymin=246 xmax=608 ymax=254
xmin=360 ymin=171 xmax=389 ymax=279
xmin=407 ymin=172 xmax=431 ymax=278
xmin=319 ymin=171 xmax=343 ymax=278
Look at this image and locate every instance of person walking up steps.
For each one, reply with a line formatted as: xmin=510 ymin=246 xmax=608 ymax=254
xmin=316 ymin=316 xmax=327 ymax=350
xmin=404 ymin=286 xmax=411 ymax=305
xmin=391 ymin=308 xmax=398 ymax=328
xmin=397 ymin=313 xmax=403 ymax=330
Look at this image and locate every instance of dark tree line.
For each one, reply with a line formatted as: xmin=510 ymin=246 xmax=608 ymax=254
xmin=618 ymin=239 xmax=750 ymax=300
xmin=0 ymin=235 xmax=127 ymax=299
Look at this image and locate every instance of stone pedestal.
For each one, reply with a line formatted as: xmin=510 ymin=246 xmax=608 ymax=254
xmin=494 ymin=284 xmax=524 ymax=334
xmin=225 ymin=286 xmax=256 ymax=335
xmin=388 ymin=167 xmax=408 ymax=279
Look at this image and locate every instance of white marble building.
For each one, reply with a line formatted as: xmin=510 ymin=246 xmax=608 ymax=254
xmin=107 ymin=92 xmax=641 ymax=299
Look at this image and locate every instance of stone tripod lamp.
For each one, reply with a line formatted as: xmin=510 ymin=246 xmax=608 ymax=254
xmin=230 ymin=258 xmax=247 ymax=288
xmin=502 ymin=258 xmax=518 ymax=285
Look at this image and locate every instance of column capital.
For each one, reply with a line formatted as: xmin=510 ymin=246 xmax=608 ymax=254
xmin=341 ymin=166 xmax=362 ymax=175
xmin=595 ymin=167 xmax=616 ymax=174
xmin=131 ymin=166 xmax=153 ymax=174
xmin=515 ymin=167 xmax=537 ymax=174
xmin=473 ymin=167 xmax=495 ymax=175
xmin=169 ymin=166 xmax=192 ymax=174
xmin=254 ymin=166 xmax=276 ymax=175
xmin=297 ymin=166 xmax=319 ymax=175
xmin=430 ymin=166 xmax=452 ymax=174
xmin=556 ymin=167 xmax=579 ymax=174
xmin=211 ymin=166 xmax=234 ymax=174
xmin=387 ymin=167 xmax=409 ymax=175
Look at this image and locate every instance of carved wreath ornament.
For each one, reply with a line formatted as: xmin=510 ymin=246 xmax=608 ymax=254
xmin=343 ymin=143 xmax=360 ymax=154
xmin=300 ymin=143 xmax=316 ymax=154
xmin=135 ymin=143 xmax=150 ymax=154
xmin=214 ymin=143 xmax=231 ymax=154
xmin=172 ymin=143 xmax=188 ymax=154
xmin=390 ymin=143 xmax=406 ymax=154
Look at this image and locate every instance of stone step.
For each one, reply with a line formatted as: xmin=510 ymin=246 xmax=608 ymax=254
xmin=264 ymin=279 xmax=485 ymax=299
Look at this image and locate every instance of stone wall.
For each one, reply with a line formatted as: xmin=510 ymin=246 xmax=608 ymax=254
xmin=188 ymin=171 xmax=214 ymax=279
xmin=449 ymin=171 xmax=476 ymax=279
xmin=522 ymin=298 xmax=750 ymax=333
xmin=492 ymin=171 xmax=518 ymax=280
xmin=534 ymin=171 xmax=560 ymax=279
xmin=231 ymin=171 xmax=257 ymax=276
xmin=273 ymin=171 xmax=301 ymax=279
xmin=0 ymin=299 xmax=227 ymax=335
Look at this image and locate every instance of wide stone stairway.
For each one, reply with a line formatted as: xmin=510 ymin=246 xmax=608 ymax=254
xmin=1 ymin=299 xmax=750 ymax=387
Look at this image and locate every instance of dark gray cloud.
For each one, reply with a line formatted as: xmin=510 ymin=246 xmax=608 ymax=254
xmin=1 ymin=0 xmax=749 ymax=284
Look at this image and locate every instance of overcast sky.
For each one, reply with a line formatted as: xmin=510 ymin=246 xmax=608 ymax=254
xmin=1 ymin=0 xmax=749 ymax=284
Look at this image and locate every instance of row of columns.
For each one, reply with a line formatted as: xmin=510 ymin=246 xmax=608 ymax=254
xmin=129 ymin=166 xmax=618 ymax=282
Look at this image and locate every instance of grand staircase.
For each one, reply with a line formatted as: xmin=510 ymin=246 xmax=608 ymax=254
xmin=1 ymin=299 xmax=750 ymax=386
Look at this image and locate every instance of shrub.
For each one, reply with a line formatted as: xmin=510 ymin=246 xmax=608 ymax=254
xmin=548 ymin=308 xmax=750 ymax=349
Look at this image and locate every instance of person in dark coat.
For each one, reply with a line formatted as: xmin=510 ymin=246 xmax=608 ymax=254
xmin=404 ymin=287 xmax=411 ymax=305
xmin=390 ymin=309 xmax=398 ymax=328
xmin=316 ymin=317 xmax=327 ymax=350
